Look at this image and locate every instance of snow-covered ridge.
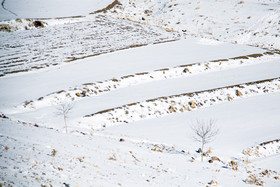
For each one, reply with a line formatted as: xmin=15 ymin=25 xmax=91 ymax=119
xmin=107 ymin=0 xmax=280 ymax=50
xmin=81 ymin=78 xmax=280 ymax=129
xmin=20 ymin=51 xmax=280 ymax=111
xmin=242 ymin=139 xmax=280 ymax=159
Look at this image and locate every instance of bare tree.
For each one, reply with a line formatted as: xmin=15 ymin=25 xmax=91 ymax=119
xmin=192 ymin=119 xmax=219 ymax=161
xmin=56 ymin=101 xmax=73 ymax=134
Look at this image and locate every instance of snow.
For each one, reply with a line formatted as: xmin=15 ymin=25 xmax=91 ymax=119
xmin=1 ymin=0 xmax=280 ymax=186
xmin=0 ymin=0 xmax=113 ymax=21
xmin=101 ymin=92 xmax=280 ymax=158
xmin=108 ymin=0 xmax=280 ymax=49
xmin=0 ymin=36 xmax=264 ymax=111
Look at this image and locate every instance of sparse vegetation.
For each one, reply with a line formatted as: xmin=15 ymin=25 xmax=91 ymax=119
xmin=191 ymin=119 xmax=219 ymax=161
xmin=56 ymin=101 xmax=73 ymax=134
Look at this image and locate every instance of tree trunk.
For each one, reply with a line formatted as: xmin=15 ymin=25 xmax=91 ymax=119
xmin=201 ymin=140 xmax=205 ymax=161
xmin=64 ymin=114 xmax=68 ymax=134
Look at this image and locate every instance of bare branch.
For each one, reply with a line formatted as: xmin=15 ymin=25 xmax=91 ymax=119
xmin=55 ymin=100 xmax=74 ymax=133
xmin=191 ymin=119 xmax=219 ymax=161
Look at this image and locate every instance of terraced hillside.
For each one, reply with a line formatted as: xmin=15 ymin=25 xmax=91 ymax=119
xmin=0 ymin=0 xmax=280 ymax=186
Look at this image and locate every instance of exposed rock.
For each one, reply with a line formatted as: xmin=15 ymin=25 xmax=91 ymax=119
xmin=144 ymin=9 xmax=152 ymax=16
xmin=188 ymin=101 xmax=196 ymax=108
xmin=0 ymin=24 xmax=12 ymax=32
xmin=208 ymin=180 xmax=218 ymax=185
xmin=15 ymin=18 xmax=23 ymax=23
xmin=183 ymin=68 xmax=190 ymax=73
xmin=33 ymin=20 xmax=45 ymax=28
xmin=229 ymin=160 xmax=238 ymax=170
xmin=227 ymin=94 xmax=233 ymax=101
xmin=236 ymin=90 xmax=243 ymax=96
xmin=209 ymin=156 xmax=220 ymax=163
xmin=112 ymin=78 xmax=119 ymax=82
xmin=196 ymin=148 xmax=202 ymax=153
xmin=169 ymin=105 xmax=176 ymax=113
xmin=119 ymin=138 xmax=125 ymax=142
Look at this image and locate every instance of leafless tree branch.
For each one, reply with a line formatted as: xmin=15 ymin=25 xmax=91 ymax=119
xmin=191 ymin=119 xmax=219 ymax=161
xmin=56 ymin=101 xmax=73 ymax=133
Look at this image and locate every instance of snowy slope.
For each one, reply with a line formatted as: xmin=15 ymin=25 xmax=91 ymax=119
xmin=1 ymin=93 xmax=280 ymax=186
xmin=1 ymin=0 xmax=280 ymax=186
xmin=108 ymin=0 xmax=280 ymax=49
xmin=0 ymin=36 xmax=264 ymax=111
xmin=0 ymin=0 xmax=113 ymax=21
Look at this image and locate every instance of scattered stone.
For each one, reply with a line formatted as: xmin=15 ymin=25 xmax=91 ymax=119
xmin=208 ymin=180 xmax=218 ymax=185
xmin=169 ymin=105 xmax=176 ymax=113
xmin=261 ymin=170 xmax=269 ymax=176
xmin=209 ymin=156 xmax=220 ymax=163
xmin=119 ymin=138 xmax=125 ymax=142
xmin=236 ymin=90 xmax=243 ymax=96
xmin=227 ymin=94 xmax=233 ymax=101
xmin=51 ymin=149 xmax=57 ymax=157
xmin=0 ymin=113 xmax=8 ymax=119
xmin=183 ymin=68 xmax=190 ymax=73
xmin=15 ymin=18 xmax=23 ymax=23
xmin=244 ymin=174 xmax=264 ymax=186
xmin=152 ymin=145 xmax=158 ymax=151
xmin=0 ymin=24 xmax=12 ymax=32
xmin=144 ymin=9 xmax=152 ymax=16
xmin=63 ymin=182 xmax=70 ymax=187
xmin=112 ymin=78 xmax=119 ymax=82
xmin=196 ymin=148 xmax=202 ymax=153
xmin=188 ymin=101 xmax=196 ymax=108
xmin=33 ymin=20 xmax=44 ymax=28
xmin=229 ymin=160 xmax=238 ymax=170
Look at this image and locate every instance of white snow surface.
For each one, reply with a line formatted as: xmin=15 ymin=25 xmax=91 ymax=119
xmin=1 ymin=0 xmax=280 ymax=186
xmin=108 ymin=0 xmax=280 ymax=49
xmin=0 ymin=0 xmax=113 ymax=21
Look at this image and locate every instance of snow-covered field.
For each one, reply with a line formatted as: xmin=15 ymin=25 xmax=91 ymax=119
xmin=1 ymin=0 xmax=280 ymax=186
